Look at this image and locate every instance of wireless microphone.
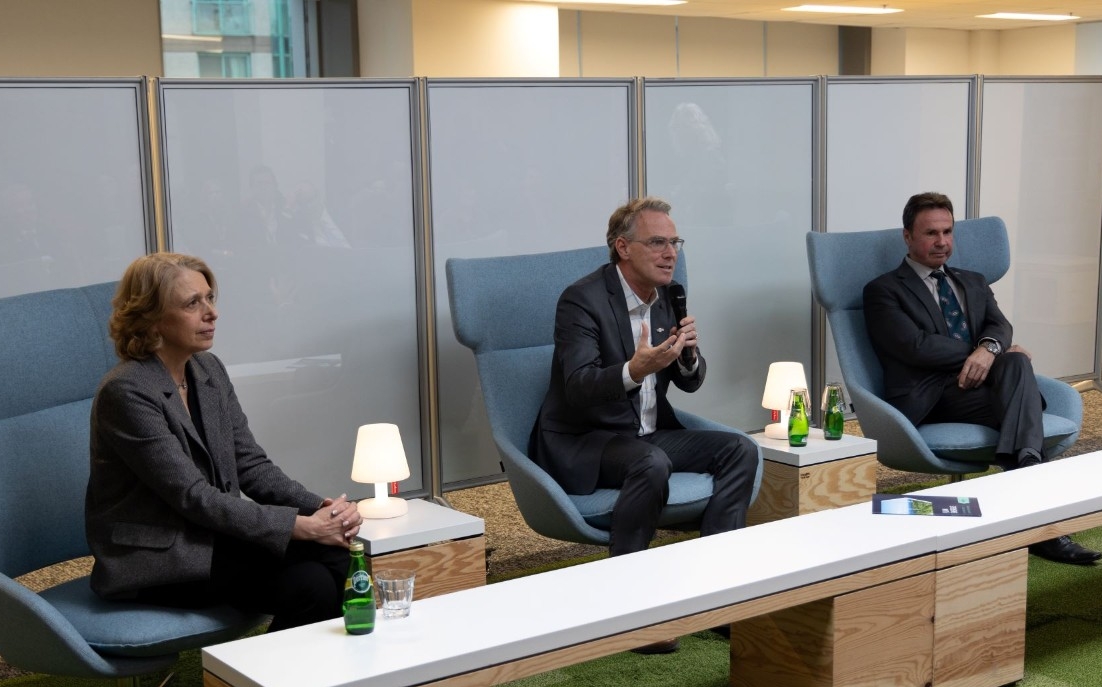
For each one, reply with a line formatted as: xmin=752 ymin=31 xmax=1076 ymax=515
xmin=667 ymin=283 xmax=695 ymax=367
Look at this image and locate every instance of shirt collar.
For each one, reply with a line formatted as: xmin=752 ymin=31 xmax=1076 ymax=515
xmin=615 ymin=264 xmax=658 ymax=313
xmin=905 ymin=255 xmax=942 ymax=280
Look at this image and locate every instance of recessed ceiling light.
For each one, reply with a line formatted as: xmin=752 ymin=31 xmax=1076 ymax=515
xmin=976 ymin=12 xmax=1079 ymax=21
xmin=536 ymin=0 xmax=686 ymax=6
xmin=783 ymin=4 xmax=903 ymax=15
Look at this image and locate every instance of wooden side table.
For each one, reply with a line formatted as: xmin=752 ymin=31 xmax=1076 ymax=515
xmin=747 ymin=429 xmax=878 ymax=526
xmin=357 ymin=499 xmax=486 ymax=600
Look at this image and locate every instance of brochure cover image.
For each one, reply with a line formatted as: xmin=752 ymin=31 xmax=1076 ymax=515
xmin=872 ymin=494 xmax=982 ymax=517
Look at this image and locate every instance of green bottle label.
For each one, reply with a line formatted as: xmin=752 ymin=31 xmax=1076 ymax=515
xmin=351 ymin=570 xmax=372 ymax=594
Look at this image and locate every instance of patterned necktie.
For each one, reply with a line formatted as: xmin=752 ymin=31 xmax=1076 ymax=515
xmin=931 ymin=270 xmax=971 ymax=344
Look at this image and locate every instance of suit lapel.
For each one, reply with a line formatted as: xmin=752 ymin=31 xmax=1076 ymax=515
xmin=144 ymin=356 xmax=221 ymax=487
xmin=896 ymin=261 xmax=947 ymax=336
xmin=603 ymin=265 xmax=636 ymax=357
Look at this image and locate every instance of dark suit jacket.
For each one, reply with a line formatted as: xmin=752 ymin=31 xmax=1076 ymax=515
xmin=86 ymin=351 xmax=321 ymax=599
xmin=863 ymin=260 xmax=1012 ymax=425
xmin=529 ymin=264 xmax=705 ymax=495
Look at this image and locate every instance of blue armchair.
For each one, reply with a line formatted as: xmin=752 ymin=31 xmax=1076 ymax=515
xmin=0 ymin=283 xmax=266 ymax=685
xmin=805 ymin=217 xmax=1081 ymax=475
xmin=446 ymin=246 xmax=763 ymax=546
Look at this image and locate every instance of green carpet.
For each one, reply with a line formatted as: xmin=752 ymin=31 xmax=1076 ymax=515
xmin=6 ymin=526 xmax=1102 ymax=687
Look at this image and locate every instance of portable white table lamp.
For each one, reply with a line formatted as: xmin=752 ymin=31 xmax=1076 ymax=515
xmin=351 ymin=423 xmax=411 ymax=519
xmin=761 ymin=361 xmax=809 ymax=440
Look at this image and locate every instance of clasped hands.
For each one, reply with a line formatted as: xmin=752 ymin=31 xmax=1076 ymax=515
xmin=957 ymin=343 xmax=1031 ymax=389
xmin=293 ymin=493 xmax=362 ymax=547
xmin=626 ymin=318 xmax=698 ymax=383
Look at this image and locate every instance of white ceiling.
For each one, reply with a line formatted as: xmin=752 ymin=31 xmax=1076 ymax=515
xmin=540 ymin=0 xmax=1102 ymax=30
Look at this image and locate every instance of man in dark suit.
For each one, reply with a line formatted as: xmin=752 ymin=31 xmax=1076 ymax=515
xmin=530 ymin=197 xmax=758 ymax=562
xmin=864 ymin=191 xmax=1099 ymax=565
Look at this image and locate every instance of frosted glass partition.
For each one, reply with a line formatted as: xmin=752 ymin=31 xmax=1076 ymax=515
xmin=823 ymin=78 xmax=974 ymax=396
xmin=428 ymin=79 xmax=635 ymax=486
xmin=159 ymin=80 xmax=425 ymax=501
xmin=979 ymin=79 xmax=1102 ymax=380
xmin=0 ymin=79 xmax=152 ymax=298
xmin=644 ymin=79 xmax=817 ymax=432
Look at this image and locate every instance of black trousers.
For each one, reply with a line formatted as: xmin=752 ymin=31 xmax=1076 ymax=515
xmin=597 ymin=429 xmax=757 ymax=557
xmin=134 ymin=537 xmax=350 ymax=633
xmin=922 ymin=351 xmax=1045 ymax=463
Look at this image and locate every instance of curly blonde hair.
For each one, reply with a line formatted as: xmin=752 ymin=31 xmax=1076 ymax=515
xmin=109 ymin=253 xmax=217 ymax=361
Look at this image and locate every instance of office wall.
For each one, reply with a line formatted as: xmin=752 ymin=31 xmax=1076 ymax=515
xmin=0 ymin=0 xmax=163 ymax=77
xmin=998 ymin=25 xmax=1077 ymax=75
xmin=409 ymin=0 xmax=558 ymax=77
xmin=562 ymin=11 xmax=837 ymax=78
xmin=1078 ymin=22 xmax=1102 ymax=74
xmin=573 ymin=12 xmax=678 ymax=77
xmin=678 ymin=17 xmax=766 ymax=77
xmin=358 ymin=0 xmax=414 ymax=77
xmin=765 ymin=23 xmax=839 ymax=76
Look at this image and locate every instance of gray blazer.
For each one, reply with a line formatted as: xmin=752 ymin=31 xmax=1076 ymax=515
xmin=86 ymin=351 xmax=321 ymax=599
xmin=863 ymin=260 xmax=1013 ymax=426
xmin=529 ymin=264 xmax=705 ymax=495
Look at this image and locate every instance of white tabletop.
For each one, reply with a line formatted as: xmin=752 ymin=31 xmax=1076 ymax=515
xmin=204 ymin=451 xmax=1102 ymax=687
xmin=751 ymin=429 xmax=877 ymax=467
xmin=357 ymin=499 xmax=484 ymax=555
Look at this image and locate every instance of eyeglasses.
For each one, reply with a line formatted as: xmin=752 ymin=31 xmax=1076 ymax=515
xmin=629 ymin=237 xmax=685 ymax=253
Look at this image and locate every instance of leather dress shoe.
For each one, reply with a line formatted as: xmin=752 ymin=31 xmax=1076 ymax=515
xmin=631 ymin=638 xmax=680 ymax=654
xmin=1029 ymin=536 xmax=1102 ymax=565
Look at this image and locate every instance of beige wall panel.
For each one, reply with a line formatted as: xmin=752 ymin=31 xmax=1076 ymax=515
xmin=577 ymin=11 xmax=676 ymax=77
xmin=999 ymin=25 xmax=1076 ymax=75
xmin=905 ymin=29 xmax=972 ymax=75
xmin=1077 ymin=22 xmax=1102 ymax=75
xmin=970 ymin=30 xmax=1002 ymax=75
xmin=359 ymin=0 xmax=414 ymax=77
xmin=678 ymin=17 xmax=765 ymax=77
xmin=559 ymin=9 xmax=580 ymax=77
xmin=411 ymin=0 xmax=558 ymax=77
xmin=871 ymin=27 xmax=907 ymax=75
xmin=0 ymin=0 xmax=162 ymax=77
xmin=765 ymin=22 xmax=838 ymax=76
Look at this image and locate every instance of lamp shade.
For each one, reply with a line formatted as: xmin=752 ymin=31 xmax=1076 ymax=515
xmin=351 ymin=423 xmax=411 ymax=484
xmin=761 ymin=362 xmax=809 ymax=440
xmin=761 ymin=362 xmax=808 ymax=410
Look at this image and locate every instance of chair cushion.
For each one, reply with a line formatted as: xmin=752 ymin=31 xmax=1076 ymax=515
xmin=40 ymin=577 xmax=265 ymax=658
xmin=570 ymin=472 xmax=714 ymax=530
xmin=920 ymin=413 xmax=1080 ymax=463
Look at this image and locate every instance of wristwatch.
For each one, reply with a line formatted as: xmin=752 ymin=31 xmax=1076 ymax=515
xmin=978 ymin=339 xmax=1002 ymax=356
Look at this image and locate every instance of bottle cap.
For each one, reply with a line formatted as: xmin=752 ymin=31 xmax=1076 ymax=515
xmin=350 ymin=540 xmax=364 ymax=552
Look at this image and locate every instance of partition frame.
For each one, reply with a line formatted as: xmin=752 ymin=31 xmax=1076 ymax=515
xmin=155 ymin=77 xmax=432 ymax=501
xmin=974 ymin=75 xmax=1102 ymax=390
xmin=0 ymin=76 xmax=157 ymax=261
xmin=426 ymin=77 xmax=639 ymax=492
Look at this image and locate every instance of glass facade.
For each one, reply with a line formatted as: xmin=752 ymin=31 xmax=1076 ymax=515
xmin=161 ymin=0 xmax=304 ymax=78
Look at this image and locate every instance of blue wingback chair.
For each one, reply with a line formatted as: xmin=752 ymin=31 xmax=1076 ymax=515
xmin=806 ymin=217 xmax=1082 ymax=475
xmin=0 ymin=283 xmax=266 ymax=685
xmin=446 ymin=246 xmax=763 ymax=546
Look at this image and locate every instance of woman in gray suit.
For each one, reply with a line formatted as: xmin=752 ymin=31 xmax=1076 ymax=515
xmin=86 ymin=252 xmax=362 ymax=632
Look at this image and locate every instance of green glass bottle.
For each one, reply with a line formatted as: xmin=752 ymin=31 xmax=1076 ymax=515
xmin=343 ymin=540 xmax=375 ymax=635
xmin=822 ymin=382 xmax=846 ymax=441
xmin=788 ymin=387 xmax=810 ymax=447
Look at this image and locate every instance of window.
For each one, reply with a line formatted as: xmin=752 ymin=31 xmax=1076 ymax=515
xmin=193 ymin=0 xmax=252 ymax=36
xmin=198 ymin=52 xmax=252 ymax=78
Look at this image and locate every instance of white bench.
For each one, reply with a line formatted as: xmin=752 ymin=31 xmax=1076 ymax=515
xmin=203 ymin=452 xmax=1102 ymax=687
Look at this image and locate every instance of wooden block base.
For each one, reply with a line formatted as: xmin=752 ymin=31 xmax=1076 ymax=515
xmin=369 ymin=535 xmax=486 ymax=600
xmin=748 ymin=453 xmax=878 ymax=526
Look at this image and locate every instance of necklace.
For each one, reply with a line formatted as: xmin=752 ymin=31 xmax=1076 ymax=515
xmin=176 ymin=381 xmax=188 ymax=393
